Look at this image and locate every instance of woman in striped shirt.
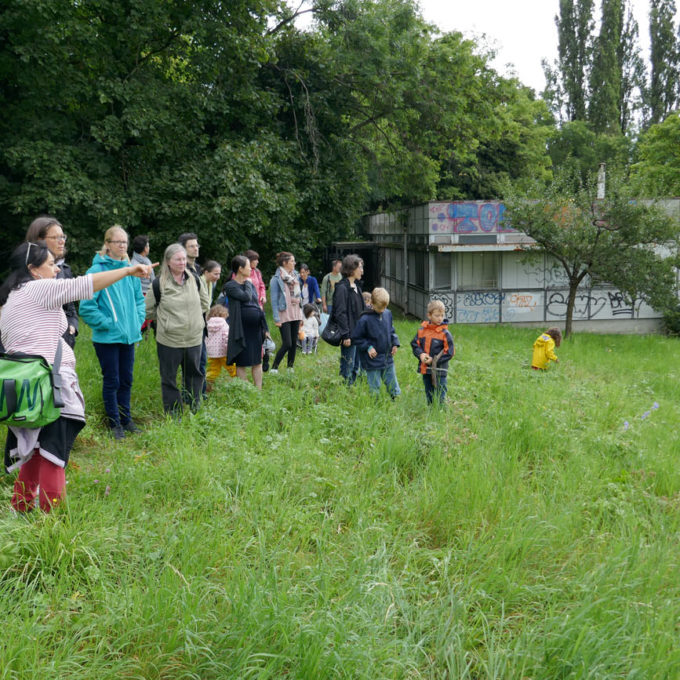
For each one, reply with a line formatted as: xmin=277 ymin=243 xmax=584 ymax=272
xmin=0 ymin=241 xmax=154 ymax=513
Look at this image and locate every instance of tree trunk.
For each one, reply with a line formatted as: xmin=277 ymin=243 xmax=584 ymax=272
xmin=564 ymin=279 xmax=581 ymax=339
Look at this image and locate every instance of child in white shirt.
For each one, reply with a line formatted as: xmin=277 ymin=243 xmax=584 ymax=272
xmin=301 ymin=303 xmax=319 ymax=354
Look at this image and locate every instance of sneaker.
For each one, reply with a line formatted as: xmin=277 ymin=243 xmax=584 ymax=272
xmin=111 ymin=424 xmax=126 ymax=440
xmin=270 ymin=368 xmax=279 ymax=374
xmin=122 ymin=420 xmax=142 ymax=434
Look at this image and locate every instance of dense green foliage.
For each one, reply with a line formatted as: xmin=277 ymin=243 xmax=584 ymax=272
xmin=2 ymin=321 xmax=680 ymax=677
xmin=0 ymin=0 xmax=553 ymax=273
xmin=631 ymin=111 xmax=680 ymax=197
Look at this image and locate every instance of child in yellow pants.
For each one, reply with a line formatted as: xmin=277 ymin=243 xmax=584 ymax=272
xmin=205 ymin=305 xmax=236 ymax=390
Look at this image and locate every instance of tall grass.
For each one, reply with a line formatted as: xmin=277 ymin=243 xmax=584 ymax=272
xmin=1 ymin=317 xmax=679 ymax=678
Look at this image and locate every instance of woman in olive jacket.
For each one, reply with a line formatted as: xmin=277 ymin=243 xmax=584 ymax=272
xmin=145 ymin=244 xmax=209 ymax=415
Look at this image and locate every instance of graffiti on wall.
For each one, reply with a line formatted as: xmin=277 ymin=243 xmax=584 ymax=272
xmin=430 ymin=288 xmax=653 ymax=324
xmin=546 ymin=290 xmax=643 ymax=319
xmin=456 ymin=292 xmax=500 ymax=323
xmin=429 ymin=202 xmax=515 ymax=234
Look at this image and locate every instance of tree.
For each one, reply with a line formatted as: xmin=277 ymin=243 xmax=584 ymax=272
xmin=505 ymin=171 xmax=679 ymax=338
xmin=647 ymin=0 xmax=679 ymax=125
xmin=588 ymin=0 xmax=623 ymax=133
xmin=544 ymin=0 xmax=595 ymax=123
xmin=547 ymin=120 xmax=631 ymax=182
xmin=630 ymin=112 xmax=680 ymax=196
xmin=617 ymin=3 xmax=645 ymax=133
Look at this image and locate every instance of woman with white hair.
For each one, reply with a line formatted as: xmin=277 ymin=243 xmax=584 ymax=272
xmin=145 ymin=243 xmax=209 ymax=415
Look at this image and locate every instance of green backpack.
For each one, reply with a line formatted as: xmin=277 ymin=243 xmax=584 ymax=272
xmin=0 ymin=341 xmax=65 ymax=428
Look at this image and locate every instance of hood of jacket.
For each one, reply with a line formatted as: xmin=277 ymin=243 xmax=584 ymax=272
xmin=207 ymin=317 xmax=226 ymax=333
xmin=90 ymin=252 xmax=129 ymax=271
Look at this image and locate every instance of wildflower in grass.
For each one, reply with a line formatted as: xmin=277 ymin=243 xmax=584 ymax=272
xmin=105 ymin=486 xmax=111 ymax=496
xmin=641 ymin=411 xmax=650 ymax=420
xmin=652 ymin=402 xmax=659 ymax=410
xmin=105 ymin=468 xmax=110 ymax=473
xmin=94 ymin=479 xmax=99 ymax=484
xmin=623 ymin=421 xmax=630 ymax=431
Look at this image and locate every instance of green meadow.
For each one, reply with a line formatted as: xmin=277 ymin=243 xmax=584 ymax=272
xmin=1 ymin=317 xmax=680 ymax=679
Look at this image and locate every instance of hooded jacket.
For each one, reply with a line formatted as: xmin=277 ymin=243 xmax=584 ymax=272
xmin=79 ymin=253 xmax=145 ymax=344
xmin=351 ymin=309 xmax=400 ymax=370
xmin=531 ymin=333 xmax=558 ymax=369
xmin=410 ymin=319 xmax=454 ymax=375
xmin=206 ymin=316 xmax=229 ymax=359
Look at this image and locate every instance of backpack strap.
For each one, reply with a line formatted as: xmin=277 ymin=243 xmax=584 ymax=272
xmin=0 ymin=377 xmax=17 ymax=422
xmin=50 ymin=341 xmax=65 ymax=408
xmin=153 ymin=271 xmax=200 ymax=307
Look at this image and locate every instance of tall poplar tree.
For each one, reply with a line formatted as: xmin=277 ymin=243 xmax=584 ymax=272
xmin=551 ymin=0 xmax=596 ymax=122
xmin=588 ymin=0 xmax=644 ymax=134
xmin=617 ymin=4 xmax=646 ymax=132
xmin=588 ymin=0 xmax=623 ymax=132
xmin=648 ymin=0 xmax=679 ymax=125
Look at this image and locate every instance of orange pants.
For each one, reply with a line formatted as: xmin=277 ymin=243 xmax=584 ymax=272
xmin=12 ymin=451 xmax=66 ymax=513
xmin=206 ymin=357 xmax=236 ymax=383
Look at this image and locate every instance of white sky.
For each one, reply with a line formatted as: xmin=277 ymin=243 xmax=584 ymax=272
xmin=417 ymin=0 xmax=657 ymax=93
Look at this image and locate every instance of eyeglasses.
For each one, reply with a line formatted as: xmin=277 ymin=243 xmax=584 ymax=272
xmin=25 ymin=242 xmax=37 ymax=265
xmin=47 ymin=234 xmax=67 ymax=242
xmin=107 ymin=240 xmax=128 ymax=246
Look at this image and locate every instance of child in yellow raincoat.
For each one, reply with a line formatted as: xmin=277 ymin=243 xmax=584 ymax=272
xmin=531 ymin=328 xmax=562 ymax=370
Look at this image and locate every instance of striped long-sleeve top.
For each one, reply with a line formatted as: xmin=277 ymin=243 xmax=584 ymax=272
xmin=0 ymin=276 xmax=94 ymax=368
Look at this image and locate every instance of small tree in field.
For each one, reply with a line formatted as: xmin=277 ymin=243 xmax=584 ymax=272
xmin=505 ymin=171 xmax=680 ymax=338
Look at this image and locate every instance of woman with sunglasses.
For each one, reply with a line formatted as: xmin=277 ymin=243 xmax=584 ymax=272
xmin=25 ymin=216 xmax=78 ymax=348
xmin=0 ymin=240 xmax=153 ymax=512
xmin=79 ymin=226 xmax=147 ymax=440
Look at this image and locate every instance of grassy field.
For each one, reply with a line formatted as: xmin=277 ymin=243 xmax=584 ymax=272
xmin=1 ymin=315 xmax=680 ymax=679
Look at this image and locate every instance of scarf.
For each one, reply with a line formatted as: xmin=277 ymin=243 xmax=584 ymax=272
xmin=278 ymin=267 xmax=301 ymax=299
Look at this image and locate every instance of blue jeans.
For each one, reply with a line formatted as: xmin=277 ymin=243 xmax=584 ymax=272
xmin=423 ymin=372 xmax=448 ymax=405
xmin=340 ymin=343 xmax=359 ymax=385
xmin=366 ymin=364 xmax=400 ymax=398
xmin=93 ymin=342 xmax=136 ymax=427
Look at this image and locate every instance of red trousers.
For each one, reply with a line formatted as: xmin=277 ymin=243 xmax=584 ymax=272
xmin=11 ymin=450 xmax=66 ymax=513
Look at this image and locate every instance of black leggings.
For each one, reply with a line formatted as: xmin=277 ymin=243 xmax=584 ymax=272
xmin=273 ymin=320 xmax=300 ymax=369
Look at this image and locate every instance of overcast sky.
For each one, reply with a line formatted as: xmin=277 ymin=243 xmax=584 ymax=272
xmin=417 ymin=0 xmax=658 ymax=93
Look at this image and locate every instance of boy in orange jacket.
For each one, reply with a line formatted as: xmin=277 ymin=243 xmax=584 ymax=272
xmin=411 ymin=300 xmax=454 ymax=404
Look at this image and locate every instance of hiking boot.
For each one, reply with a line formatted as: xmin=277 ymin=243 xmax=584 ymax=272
xmin=122 ymin=420 xmax=141 ymax=434
xmin=111 ymin=424 xmax=126 ymax=440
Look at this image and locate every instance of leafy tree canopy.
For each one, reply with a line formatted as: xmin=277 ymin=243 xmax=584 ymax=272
xmin=631 ymin=112 xmax=680 ymax=197
xmin=0 ymin=0 xmax=554 ymax=273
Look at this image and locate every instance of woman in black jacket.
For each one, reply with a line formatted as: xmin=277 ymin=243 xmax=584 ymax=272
xmin=25 ymin=216 xmax=79 ymax=348
xmin=331 ymin=254 xmax=365 ymax=385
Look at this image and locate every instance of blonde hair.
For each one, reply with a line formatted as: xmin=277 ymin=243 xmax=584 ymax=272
xmin=207 ymin=304 xmax=228 ymax=320
xmin=371 ymin=287 xmax=389 ymax=310
xmin=98 ymin=225 xmax=129 ymax=260
xmin=427 ymin=299 xmax=445 ymax=315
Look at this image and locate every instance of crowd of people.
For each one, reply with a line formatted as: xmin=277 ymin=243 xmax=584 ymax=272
xmin=0 ymin=216 xmax=564 ymax=513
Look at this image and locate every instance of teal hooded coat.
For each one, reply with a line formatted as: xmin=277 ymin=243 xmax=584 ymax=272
xmin=79 ymin=253 xmax=145 ymax=344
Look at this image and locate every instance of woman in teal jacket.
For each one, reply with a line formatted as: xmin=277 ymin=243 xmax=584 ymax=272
xmin=79 ymin=226 xmax=146 ymax=439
